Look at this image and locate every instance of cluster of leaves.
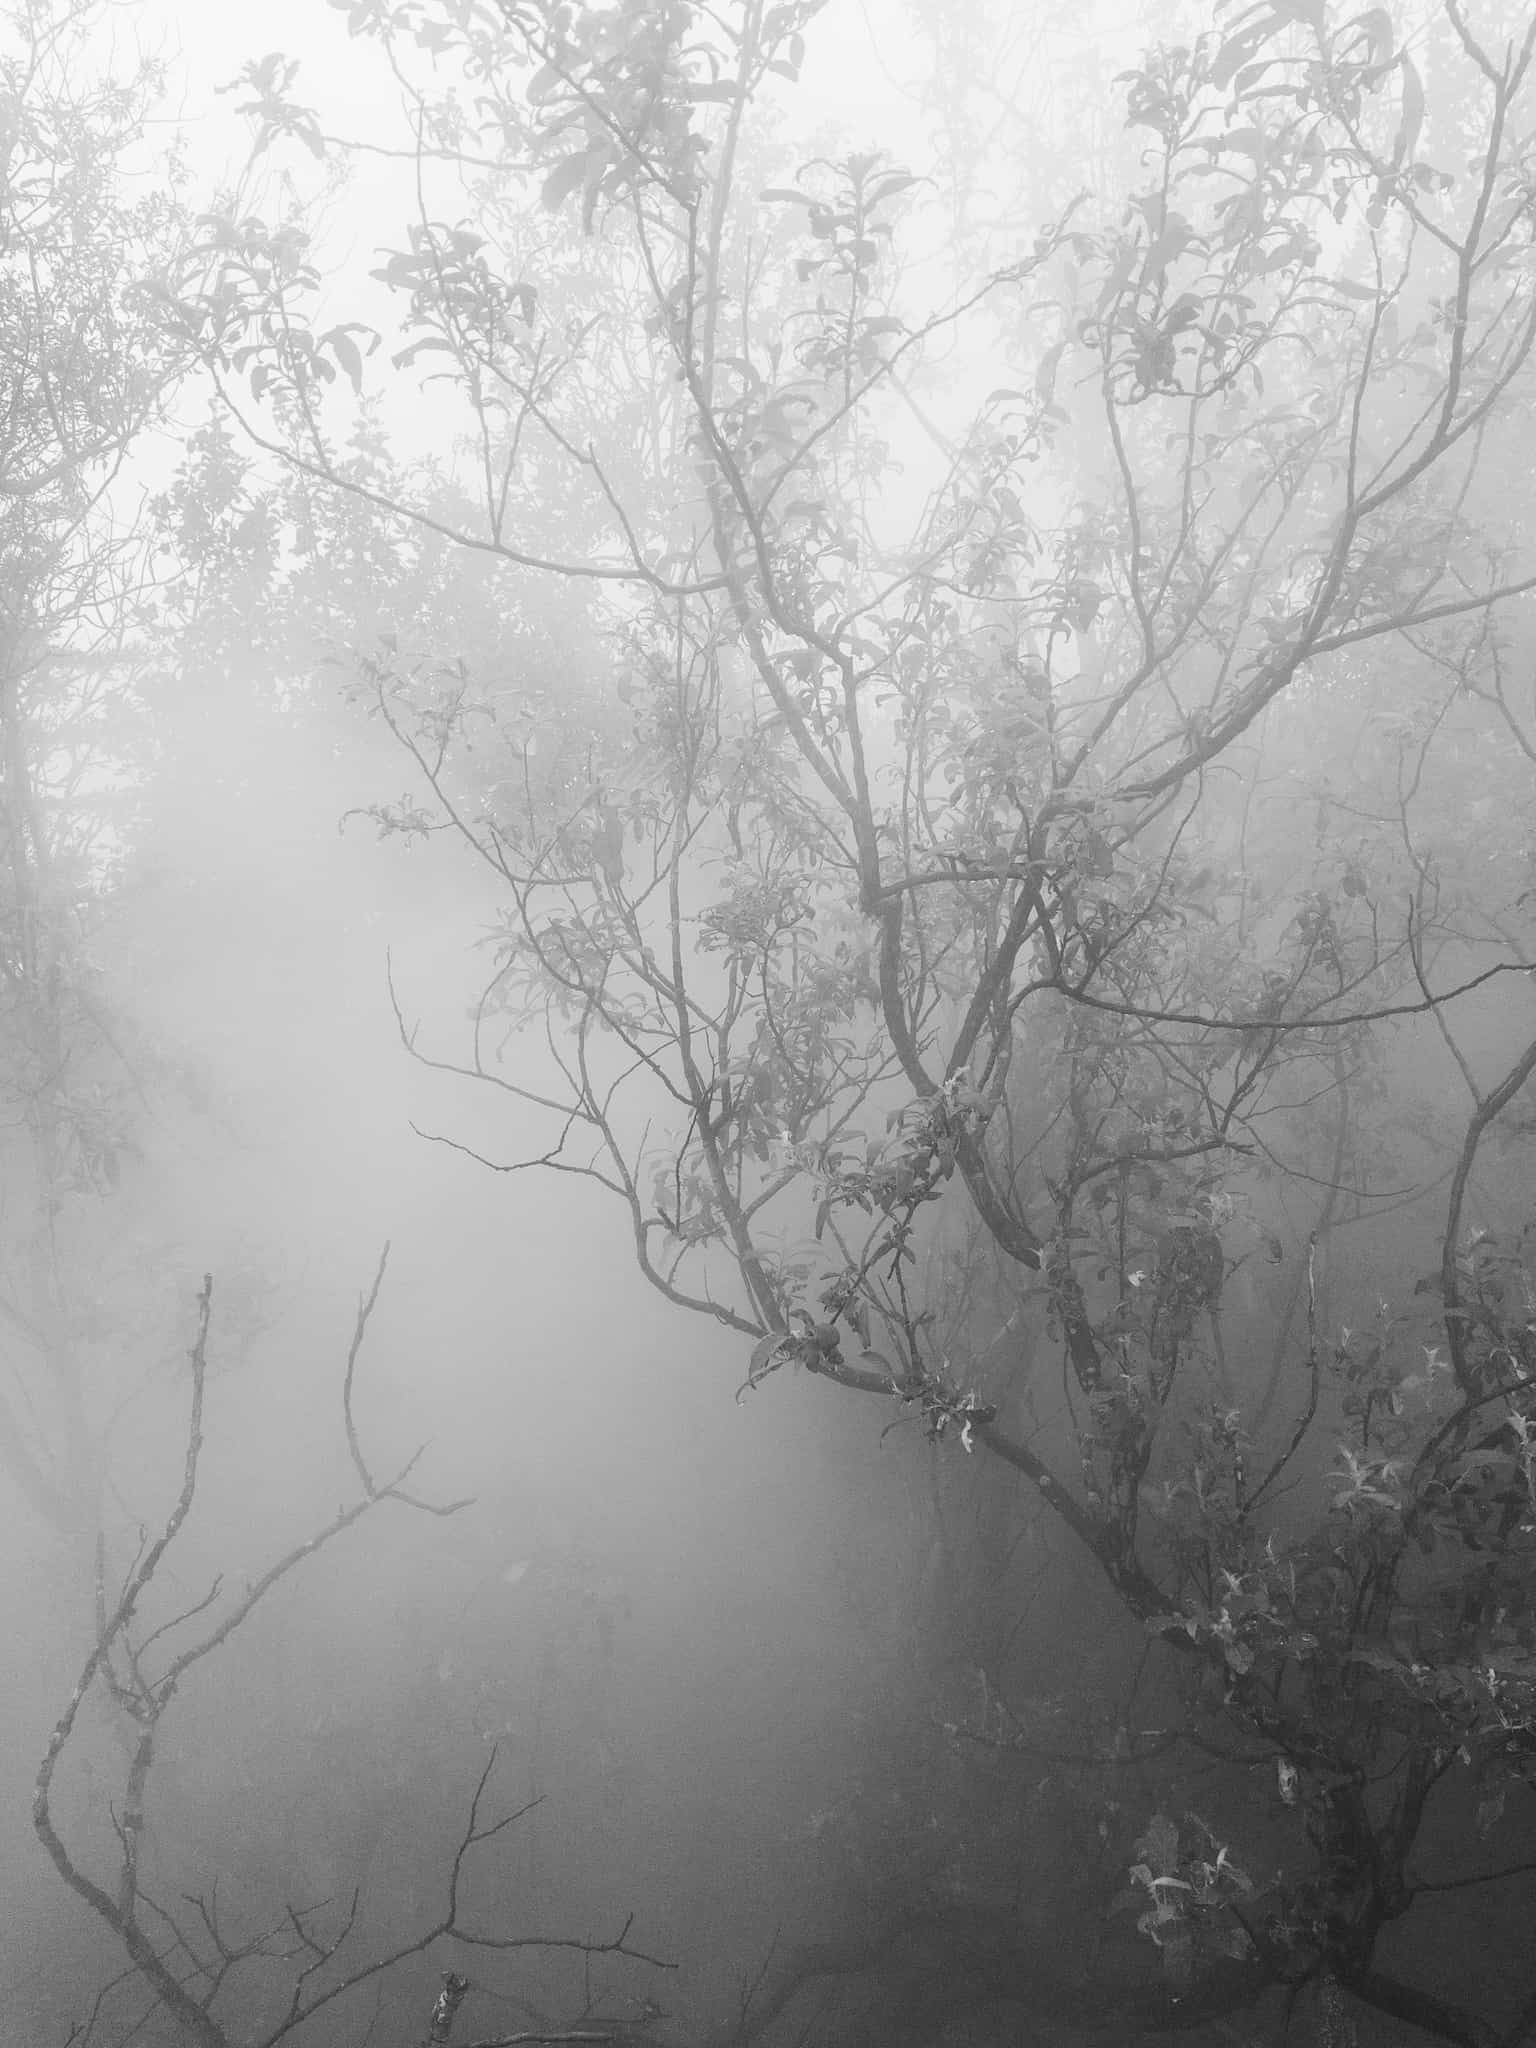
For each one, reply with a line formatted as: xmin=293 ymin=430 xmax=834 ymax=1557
xmin=1116 ymin=1809 xmax=1255 ymax=1993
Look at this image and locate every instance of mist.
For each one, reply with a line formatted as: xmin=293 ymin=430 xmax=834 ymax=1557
xmin=5 ymin=3 xmax=1536 ymax=2047
xmin=2 ymin=676 xmax=942 ymax=2032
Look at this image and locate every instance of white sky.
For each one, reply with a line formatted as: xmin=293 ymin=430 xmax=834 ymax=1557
xmin=127 ymin=0 xmax=944 ymax=388
xmin=107 ymin=0 xmax=1168 ymax=514
xmin=138 ymin=0 xmax=933 ymax=183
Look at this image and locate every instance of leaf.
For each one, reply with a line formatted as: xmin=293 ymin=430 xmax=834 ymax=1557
xmin=392 ymin=335 xmax=458 ymax=370
xmin=1138 ymin=1812 xmax=1181 ymax=1877
xmin=1034 ymin=339 xmax=1067 ymax=408
xmin=1070 ymin=580 xmax=1103 ymax=632
xmin=1211 ymin=22 xmax=1281 ymax=92
xmin=323 ymin=325 xmax=366 ymax=392
xmin=748 ymin=1332 xmax=790 ymax=1378
xmin=540 ymin=151 xmax=594 ymax=212
xmin=1393 ymin=52 xmax=1425 ymax=168
xmin=1144 ymin=216 xmax=1197 ymax=274
xmin=1475 ymin=1787 xmax=1506 ymax=1836
xmin=1164 ymin=292 xmax=1202 ymax=331
xmin=1217 ymin=126 xmax=1268 ymax=161
xmin=1348 ymin=5 xmax=1395 ymax=66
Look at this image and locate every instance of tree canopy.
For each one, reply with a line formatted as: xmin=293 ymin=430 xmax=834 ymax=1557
xmin=10 ymin=0 xmax=1536 ymax=2043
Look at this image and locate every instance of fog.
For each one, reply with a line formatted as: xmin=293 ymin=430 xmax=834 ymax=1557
xmin=0 ymin=666 xmax=1145 ymax=2042
xmin=0 ymin=679 xmax=947 ymax=2033
xmin=6 ymin=1 xmax=1536 ymax=2045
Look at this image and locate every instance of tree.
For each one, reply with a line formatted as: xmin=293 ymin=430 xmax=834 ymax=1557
xmin=0 ymin=0 xmax=205 ymax=1545
xmin=33 ymin=1253 xmax=672 ymax=2048
xmin=175 ymin=1 xmax=1536 ymax=2039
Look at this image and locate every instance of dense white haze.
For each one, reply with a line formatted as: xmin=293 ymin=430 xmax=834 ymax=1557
xmin=11 ymin=3 xmax=1536 ymax=2046
xmin=2 ymin=654 xmax=947 ymax=2032
xmin=4 ymin=10 xmax=993 ymax=2032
